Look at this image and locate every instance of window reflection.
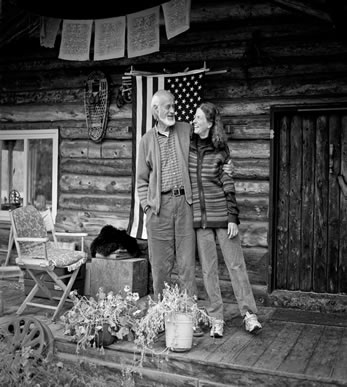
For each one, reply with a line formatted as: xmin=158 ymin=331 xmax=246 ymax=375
xmin=1 ymin=137 xmax=54 ymax=212
xmin=1 ymin=140 xmax=24 ymax=210
xmin=29 ymin=139 xmax=53 ymax=211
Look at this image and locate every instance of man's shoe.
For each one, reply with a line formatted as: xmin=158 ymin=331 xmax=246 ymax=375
xmin=210 ymin=319 xmax=224 ymax=338
xmin=193 ymin=326 xmax=204 ymax=337
xmin=244 ymin=312 xmax=262 ymax=334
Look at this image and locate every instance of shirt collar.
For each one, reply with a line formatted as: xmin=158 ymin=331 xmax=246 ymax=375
xmin=156 ymin=125 xmax=171 ymax=137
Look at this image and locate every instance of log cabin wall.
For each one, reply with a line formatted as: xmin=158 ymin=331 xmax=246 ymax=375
xmin=1 ymin=0 xmax=347 ymax=307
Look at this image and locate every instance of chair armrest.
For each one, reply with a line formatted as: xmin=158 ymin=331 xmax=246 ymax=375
xmin=16 ymin=237 xmax=49 ymax=243
xmin=55 ymin=232 xmax=88 ymax=237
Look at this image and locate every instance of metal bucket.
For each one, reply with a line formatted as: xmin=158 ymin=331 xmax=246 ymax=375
xmin=165 ymin=312 xmax=193 ymax=352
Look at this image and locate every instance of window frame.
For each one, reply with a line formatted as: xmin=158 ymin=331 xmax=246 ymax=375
xmin=0 ymin=129 xmax=59 ymax=222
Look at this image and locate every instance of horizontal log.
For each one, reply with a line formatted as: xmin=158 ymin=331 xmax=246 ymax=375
xmin=171 ymin=20 xmax=325 ymax=48
xmin=60 ymin=139 xmax=132 ymax=159
xmin=237 ymin=196 xmax=269 ymax=221
xmin=55 ymin=209 xmax=130 ymax=235
xmin=60 ymin=174 xmax=131 ymax=194
xmin=0 ymin=69 xmax=131 ymax=91
xmin=190 ymin=1 xmax=290 ymax=23
xmin=60 ymin=158 xmax=132 ymax=176
xmin=0 ymin=102 xmax=131 ymax=122
xmin=239 ymin=221 xmax=268 ymax=248
xmin=58 ymin=193 xmax=131 ymax=213
xmin=218 ymin=96 xmax=347 ymax=116
xmin=233 ymin=159 xmax=269 ymax=179
xmin=224 ymin=115 xmax=270 ymax=140
xmin=0 ymin=86 xmax=127 ymax=105
xmin=0 ymin=119 xmax=130 ymax=132
xmin=235 ymin=180 xmax=269 ymax=195
xmin=228 ymin=140 xmax=270 ymax=159
xmin=206 ymin=75 xmax=347 ymax=100
xmin=59 ymin=120 xmax=133 ymax=140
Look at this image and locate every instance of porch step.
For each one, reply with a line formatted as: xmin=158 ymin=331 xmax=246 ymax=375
xmin=54 ymin=332 xmax=347 ymax=387
xmin=0 ymin=266 xmax=23 ymax=279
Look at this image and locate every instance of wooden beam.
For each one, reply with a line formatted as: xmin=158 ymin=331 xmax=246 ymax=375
xmin=271 ymin=0 xmax=333 ymax=23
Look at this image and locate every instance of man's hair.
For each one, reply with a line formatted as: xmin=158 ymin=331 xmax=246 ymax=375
xmin=151 ymin=90 xmax=175 ymax=119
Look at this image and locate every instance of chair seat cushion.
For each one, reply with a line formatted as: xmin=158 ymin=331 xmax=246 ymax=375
xmin=18 ymin=244 xmax=87 ymax=271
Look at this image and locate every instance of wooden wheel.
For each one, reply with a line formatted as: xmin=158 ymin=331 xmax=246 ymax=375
xmin=1 ymin=316 xmax=47 ymax=357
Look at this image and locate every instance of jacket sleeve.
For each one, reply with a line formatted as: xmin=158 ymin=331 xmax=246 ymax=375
xmin=136 ymin=137 xmax=150 ymax=209
xmin=219 ymin=148 xmax=240 ymax=224
xmin=226 ymin=192 xmax=240 ymax=224
xmin=220 ymin=148 xmax=236 ymax=194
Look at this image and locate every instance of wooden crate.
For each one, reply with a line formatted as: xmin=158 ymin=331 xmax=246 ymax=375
xmin=89 ymin=256 xmax=148 ymax=298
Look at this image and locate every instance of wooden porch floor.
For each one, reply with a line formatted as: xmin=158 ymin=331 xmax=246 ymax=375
xmin=1 ymin=279 xmax=347 ymax=387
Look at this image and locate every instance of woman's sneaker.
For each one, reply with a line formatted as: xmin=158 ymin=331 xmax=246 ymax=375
xmin=244 ymin=312 xmax=262 ymax=333
xmin=210 ymin=319 xmax=224 ymax=338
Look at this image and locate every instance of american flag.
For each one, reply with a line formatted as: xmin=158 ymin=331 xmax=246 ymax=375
xmin=127 ymin=69 xmax=205 ymax=240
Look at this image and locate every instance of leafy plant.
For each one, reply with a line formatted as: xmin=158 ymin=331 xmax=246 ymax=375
xmin=61 ymin=286 xmax=143 ymax=353
xmin=133 ymin=282 xmax=212 ymax=365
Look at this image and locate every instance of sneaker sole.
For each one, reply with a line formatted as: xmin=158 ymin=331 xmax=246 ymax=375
xmin=193 ymin=331 xmax=204 ymax=337
xmin=248 ymin=326 xmax=262 ymax=334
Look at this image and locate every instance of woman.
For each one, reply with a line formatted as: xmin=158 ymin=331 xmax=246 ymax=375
xmin=189 ymin=102 xmax=262 ymax=338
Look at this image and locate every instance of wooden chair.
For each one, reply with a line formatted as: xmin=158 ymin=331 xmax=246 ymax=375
xmin=9 ymin=205 xmax=88 ymax=321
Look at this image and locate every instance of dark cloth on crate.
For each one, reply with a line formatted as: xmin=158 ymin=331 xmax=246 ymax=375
xmin=90 ymin=225 xmax=141 ymax=258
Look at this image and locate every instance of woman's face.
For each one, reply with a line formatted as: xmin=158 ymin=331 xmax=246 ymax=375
xmin=193 ymin=108 xmax=212 ymax=138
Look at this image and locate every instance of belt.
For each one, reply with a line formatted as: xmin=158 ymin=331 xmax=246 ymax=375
xmin=162 ymin=186 xmax=185 ymax=197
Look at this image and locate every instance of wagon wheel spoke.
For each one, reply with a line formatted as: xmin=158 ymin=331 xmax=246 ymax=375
xmin=3 ymin=316 xmax=46 ymax=356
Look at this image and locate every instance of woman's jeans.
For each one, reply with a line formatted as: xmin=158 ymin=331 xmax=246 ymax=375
xmin=146 ymin=193 xmax=197 ymax=301
xmin=196 ymin=228 xmax=257 ymax=320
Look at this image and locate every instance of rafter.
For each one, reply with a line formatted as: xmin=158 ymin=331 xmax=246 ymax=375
xmin=271 ymin=0 xmax=332 ymax=22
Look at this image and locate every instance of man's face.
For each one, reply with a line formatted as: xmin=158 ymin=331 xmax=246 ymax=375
xmin=157 ymin=96 xmax=176 ymax=127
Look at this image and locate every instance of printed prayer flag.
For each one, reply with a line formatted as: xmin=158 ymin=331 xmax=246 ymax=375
xmin=59 ymin=19 xmax=93 ymax=61
xmin=94 ymin=17 xmax=126 ymax=60
xmin=127 ymin=69 xmax=205 ymax=240
xmin=162 ymin=0 xmax=191 ymax=40
xmin=127 ymin=7 xmax=160 ymax=58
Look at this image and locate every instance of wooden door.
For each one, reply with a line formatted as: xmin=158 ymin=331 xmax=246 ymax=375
xmin=271 ymin=107 xmax=347 ymax=293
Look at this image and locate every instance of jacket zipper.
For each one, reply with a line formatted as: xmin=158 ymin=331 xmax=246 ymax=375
xmin=197 ymin=145 xmax=207 ymax=229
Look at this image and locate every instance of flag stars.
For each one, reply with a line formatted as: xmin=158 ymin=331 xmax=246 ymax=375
xmin=164 ymin=72 xmax=204 ymax=123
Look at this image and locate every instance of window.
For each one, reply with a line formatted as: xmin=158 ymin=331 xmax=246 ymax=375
xmin=0 ymin=130 xmax=58 ymax=221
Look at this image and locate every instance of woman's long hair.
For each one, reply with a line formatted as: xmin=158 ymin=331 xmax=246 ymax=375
xmin=199 ymin=102 xmax=227 ymax=149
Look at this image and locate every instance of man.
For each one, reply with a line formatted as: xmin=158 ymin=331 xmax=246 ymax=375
xmin=136 ymin=90 xmax=196 ymax=301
